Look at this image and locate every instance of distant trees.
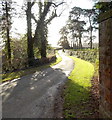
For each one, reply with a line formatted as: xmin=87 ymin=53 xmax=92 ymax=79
xmin=83 ymin=9 xmax=98 ymax=48
xmin=58 ymin=26 xmax=70 ymax=49
xmin=58 ymin=36 xmax=70 ymax=49
xmin=69 ymin=7 xmax=85 ymax=49
xmin=68 ymin=20 xmax=86 ymax=49
xmin=58 ymin=6 xmax=98 ymax=49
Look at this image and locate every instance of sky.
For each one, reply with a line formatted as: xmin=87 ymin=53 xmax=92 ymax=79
xmin=11 ymin=0 xmax=98 ymax=47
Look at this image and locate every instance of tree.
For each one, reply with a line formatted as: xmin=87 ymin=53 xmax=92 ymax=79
xmin=69 ymin=7 xmax=82 ymax=20
xmin=59 ymin=26 xmax=69 ymax=37
xmin=26 ymin=2 xmax=35 ymax=66
xmin=83 ymin=9 xmax=98 ymax=48
xmin=58 ymin=26 xmax=70 ymax=48
xmin=59 ymin=7 xmax=89 ymax=49
xmin=68 ymin=7 xmax=87 ymax=49
xmin=1 ymin=2 xmax=12 ymax=64
xmin=58 ymin=36 xmax=70 ymax=49
xmin=95 ymin=2 xmax=112 ymax=13
xmin=68 ymin=19 xmax=86 ymax=49
xmin=31 ymin=1 xmax=65 ymax=58
xmin=24 ymin=1 xmax=65 ymax=66
xmin=63 ymin=6 xmax=98 ymax=49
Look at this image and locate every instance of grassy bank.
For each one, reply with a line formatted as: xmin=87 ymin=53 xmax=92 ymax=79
xmin=63 ymin=56 xmax=94 ymax=118
xmin=2 ymin=53 xmax=62 ymax=82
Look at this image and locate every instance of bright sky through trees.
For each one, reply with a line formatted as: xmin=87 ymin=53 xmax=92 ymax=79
xmin=48 ymin=0 xmax=95 ymax=47
xmin=11 ymin=0 xmax=97 ymax=47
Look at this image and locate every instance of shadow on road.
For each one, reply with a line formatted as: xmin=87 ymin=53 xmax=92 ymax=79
xmin=2 ymin=59 xmax=97 ymax=118
xmin=2 ymin=67 xmax=68 ymax=118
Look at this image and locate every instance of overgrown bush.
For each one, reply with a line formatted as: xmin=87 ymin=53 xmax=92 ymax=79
xmin=2 ymin=38 xmax=28 ymax=73
xmin=2 ymin=35 xmax=56 ymax=73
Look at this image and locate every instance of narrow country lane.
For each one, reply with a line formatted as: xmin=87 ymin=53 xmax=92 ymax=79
xmin=1 ymin=50 xmax=74 ymax=118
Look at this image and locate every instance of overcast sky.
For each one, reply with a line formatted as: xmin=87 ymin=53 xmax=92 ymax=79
xmin=11 ymin=0 xmax=97 ymax=47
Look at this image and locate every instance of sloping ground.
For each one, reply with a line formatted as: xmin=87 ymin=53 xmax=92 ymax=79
xmin=63 ymin=57 xmax=99 ymax=118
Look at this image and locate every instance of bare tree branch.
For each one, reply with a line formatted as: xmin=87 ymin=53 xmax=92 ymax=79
xmin=31 ymin=0 xmax=36 ymax=7
xmin=32 ymin=2 xmax=52 ymax=41
xmin=31 ymin=13 xmax=38 ymax=23
xmin=57 ymin=7 xmax=66 ymax=17
xmin=45 ymin=2 xmax=66 ymax=24
xmin=51 ymin=2 xmax=65 ymax=7
xmin=46 ymin=9 xmax=57 ymax=24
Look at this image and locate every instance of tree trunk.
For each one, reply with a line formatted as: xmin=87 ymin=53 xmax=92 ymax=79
xmin=40 ymin=24 xmax=47 ymax=58
xmin=78 ymin=22 xmax=82 ymax=49
xmin=6 ymin=2 xmax=11 ymax=64
xmin=89 ymin=16 xmax=93 ymax=49
xmin=40 ymin=37 xmax=46 ymax=58
xmin=90 ymin=28 xmax=93 ymax=49
xmin=26 ymin=2 xmax=34 ymax=66
xmin=79 ymin=34 xmax=82 ymax=49
xmin=79 ymin=38 xmax=82 ymax=49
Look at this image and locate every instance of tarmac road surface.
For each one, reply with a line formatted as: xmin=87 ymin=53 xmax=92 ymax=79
xmin=1 ymin=50 xmax=74 ymax=118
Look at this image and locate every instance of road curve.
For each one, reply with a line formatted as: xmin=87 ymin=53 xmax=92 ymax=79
xmin=1 ymin=50 xmax=74 ymax=118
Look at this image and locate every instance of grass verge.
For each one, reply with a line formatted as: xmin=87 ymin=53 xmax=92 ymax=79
xmin=2 ymin=53 xmax=62 ymax=82
xmin=63 ymin=56 xmax=94 ymax=118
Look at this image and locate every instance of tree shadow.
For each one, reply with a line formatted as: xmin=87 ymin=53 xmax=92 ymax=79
xmin=2 ymin=66 xmax=67 ymax=118
xmin=62 ymin=79 xmax=99 ymax=118
xmin=2 ymin=64 xmax=97 ymax=118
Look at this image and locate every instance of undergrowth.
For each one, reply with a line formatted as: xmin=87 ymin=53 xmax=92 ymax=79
xmin=2 ymin=53 xmax=62 ymax=82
